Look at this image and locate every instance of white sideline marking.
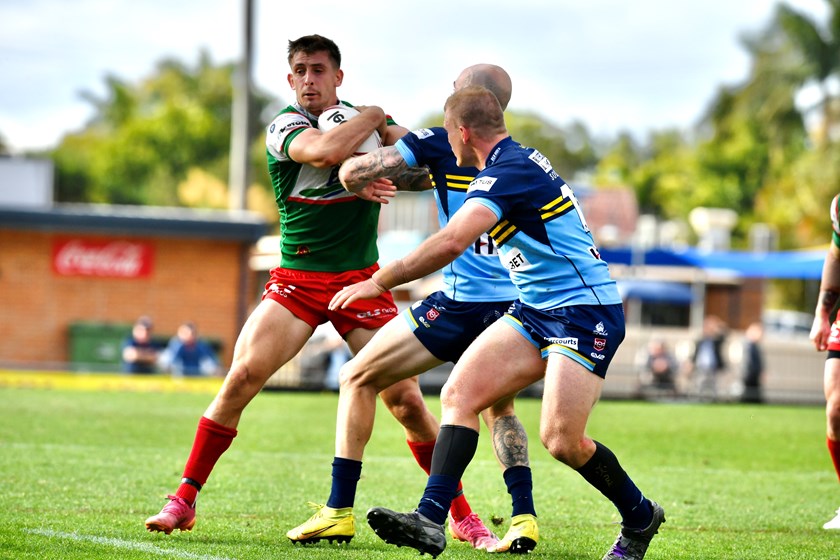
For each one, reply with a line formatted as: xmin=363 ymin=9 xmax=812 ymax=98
xmin=26 ymin=529 xmax=235 ymax=560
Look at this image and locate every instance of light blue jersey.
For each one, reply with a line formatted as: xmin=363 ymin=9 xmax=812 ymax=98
xmin=396 ymin=128 xmax=517 ymax=302
xmin=465 ymin=137 xmax=621 ymax=310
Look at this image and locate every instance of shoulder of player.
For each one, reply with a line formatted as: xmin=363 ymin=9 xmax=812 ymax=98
xmin=267 ymin=107 xmax=314 ymax=134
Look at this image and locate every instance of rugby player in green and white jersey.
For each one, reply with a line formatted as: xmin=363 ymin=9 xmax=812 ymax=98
xmin=146 ymin=36 xmax=492 ymax=547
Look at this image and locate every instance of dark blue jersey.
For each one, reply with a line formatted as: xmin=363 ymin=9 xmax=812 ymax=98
xmin=396 ymin=127 xmax=517 ymax=302
xmin=465 ymin=137 xmax=621 ymax=310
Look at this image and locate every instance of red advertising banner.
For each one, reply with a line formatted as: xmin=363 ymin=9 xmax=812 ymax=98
xmin=52 ymin=237 xmax=155 ymax=278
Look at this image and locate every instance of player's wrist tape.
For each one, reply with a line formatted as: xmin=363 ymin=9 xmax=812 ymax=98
xmin=372 ymin=259 xmax=408 ymax=292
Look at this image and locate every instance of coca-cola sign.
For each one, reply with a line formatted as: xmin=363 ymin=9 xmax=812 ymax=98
xmin=52 ymin=237 xmax=155 ymax=278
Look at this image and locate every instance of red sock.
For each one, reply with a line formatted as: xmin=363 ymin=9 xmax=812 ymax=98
xmin=829 ymin=437 xmax=840 ymax=483
xmin=175 ymin=416 xmax=238 ymax=504
xmin=407 ymin=439 xmax=471 ymax=521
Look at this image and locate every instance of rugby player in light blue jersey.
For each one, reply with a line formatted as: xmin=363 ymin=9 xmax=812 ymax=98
xmin=333 ymin=85 xmax=664 ymax=560
xmin=287 ymin=65 xmax=534 ymax=552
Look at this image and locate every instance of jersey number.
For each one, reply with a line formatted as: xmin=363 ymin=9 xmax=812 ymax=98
xmin=561 ymin=183 xmax=590 ymax=233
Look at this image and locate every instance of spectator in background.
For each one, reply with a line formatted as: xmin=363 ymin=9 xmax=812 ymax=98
xmin=686 ymin=315 xmax=728 ymax=401
xmin=121 ymin=316 xmax=159 ymax=374
xmin=739 ymin=322 xmax=765 ymax=404
xmin=636 ymin=338 xmax=678 ymax=399
xmin=159 ymin=322 xmax=220 ymax=377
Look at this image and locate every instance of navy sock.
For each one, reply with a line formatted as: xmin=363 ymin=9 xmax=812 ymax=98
xmin=416 ymin=425 xmax=479 ymax=525
xmin=418 ymin=474 xmax=460 ymax=525
xmin=504 ymin=465 xmax=536 ymax=517
xmin=575 ymin=441 xmax=652 ymax=528
xmin=326 ymin=457 xmax=362 ymax=509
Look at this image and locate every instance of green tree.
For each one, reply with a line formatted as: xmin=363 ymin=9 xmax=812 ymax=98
xmin=777 ymin=0 xmax=840 ymax=147
xmin=418 ymin=110 xmax=600 ymax=181
xmin=52 ymin=51 xmax=275 ymax=207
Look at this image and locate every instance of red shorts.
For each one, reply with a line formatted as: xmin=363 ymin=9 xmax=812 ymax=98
xmin=828 ymin=319 xmax=840 ymax=352
xmin=262 ymin=264 xmax=398 ymax=337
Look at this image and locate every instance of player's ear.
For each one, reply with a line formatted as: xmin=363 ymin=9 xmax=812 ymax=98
xmin=459 ymin=125 xmax=470 ymax=144
xmin=287 ymin=73 xmax=295 ymax=89
xmin=335 ymin=69 xmax=344 ymax=87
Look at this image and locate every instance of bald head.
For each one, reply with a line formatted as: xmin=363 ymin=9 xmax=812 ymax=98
xmin=454 ymin=64 xmax=512 ymax=110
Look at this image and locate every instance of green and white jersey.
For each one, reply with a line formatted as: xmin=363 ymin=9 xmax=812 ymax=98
xmin=265 ymin=101 xmax=393 ymax=272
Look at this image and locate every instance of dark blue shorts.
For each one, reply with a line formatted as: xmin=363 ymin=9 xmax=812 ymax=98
xmin=403 ymin=291 xmax=514 ymax=363
xmin=502 ymin=301 xmax=625 ymax=378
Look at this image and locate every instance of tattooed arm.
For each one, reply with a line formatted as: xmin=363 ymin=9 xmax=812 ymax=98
xmin=339 ymin=145 xmax=433 ymax=194
xmin=811 ymin=243 xmax=840 ymax=351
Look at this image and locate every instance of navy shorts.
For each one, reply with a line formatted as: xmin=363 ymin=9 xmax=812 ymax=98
xmin=502 ymin=301 xmax=626 ymax=378
xmin=403 ymin=291 xmax=514 ymax=363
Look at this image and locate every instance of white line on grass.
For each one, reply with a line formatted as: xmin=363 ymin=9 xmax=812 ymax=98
xmin=26 ymin=529 xmax=235 ymax=560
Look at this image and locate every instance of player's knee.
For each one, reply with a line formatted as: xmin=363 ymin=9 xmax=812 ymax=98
xmin=440 ymin=381 xmax=467 ymax=414
xmin=216 ymin=363 xmax=261 ymax=409
xmin=338 ymin=361 xmax=366 ymax=389
xmin=383 ymin=386 xmax=426 ymax=421
xmin=540 ymin=430 xmax=584 ymax=466
xmin=827 ymin=396 xmax=840 ymax=436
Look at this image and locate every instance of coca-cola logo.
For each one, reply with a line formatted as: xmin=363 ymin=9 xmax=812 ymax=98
xmin=52 ymin=238 xmax=154 ymax=278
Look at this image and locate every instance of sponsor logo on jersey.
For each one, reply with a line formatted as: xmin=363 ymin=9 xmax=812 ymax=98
xmin=528 ymin=150 xmax=554 ymax=173
xmin=295 ymin=245 xmax=311 ymax=256
xmin=546 ymin=336 xmax=578 ymax=349
xmin=590 ymin=352 xmax=606 ymax=360
xmin=426 ymin=308 xmax=440 ymax=321
xmin=500 ymin=248 xmax=529 ymax=271
xmin=593 ymin=338 xmax=606 ymax=351
xmin=467 ymin=176 xmax=497 ymax=192
xmin=474 ymin=233 xmax=497 ymax=256
xmin=279 ymin=118 xmax=310 ymax=134
xmin=593 ymin=322 xmax=608 ymax=336
xmin=413 ymin=128 xmax=434 ymax=139
xmin=489 ymin=145 xmax=502 ymax=164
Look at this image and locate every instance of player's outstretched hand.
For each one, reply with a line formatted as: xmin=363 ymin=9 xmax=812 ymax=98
xmin=811 ymin=315 xmax=831 ymax=352
xmin=353 ymin=178 xmax=396 ymax=204
xmin=329 ymin=279 xmax=385 ymax=310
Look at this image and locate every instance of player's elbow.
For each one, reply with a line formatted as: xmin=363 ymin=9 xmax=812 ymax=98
xmin=307 ymin=152 xmax=344 ymax=169
xmin=439 ymin=236 xmax=470 ymax=262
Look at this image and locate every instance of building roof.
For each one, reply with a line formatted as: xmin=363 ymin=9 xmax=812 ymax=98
xmin=0 ymin=203 xmax=270 ymax=242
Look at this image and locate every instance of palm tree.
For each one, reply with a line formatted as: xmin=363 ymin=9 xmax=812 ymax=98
xmin=777 ymin=0 xmax=840 ymax=145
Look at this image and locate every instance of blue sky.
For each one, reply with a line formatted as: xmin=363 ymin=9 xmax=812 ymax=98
xmin=0 ymin=0 xmax=829 ymax=153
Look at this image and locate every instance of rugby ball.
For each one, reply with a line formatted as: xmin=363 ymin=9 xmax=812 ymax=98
xmin=317 ymin=105 xmax=382 ymax=155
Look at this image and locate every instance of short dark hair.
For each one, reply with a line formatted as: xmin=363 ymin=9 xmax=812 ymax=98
xmin=287 ymin=34 xmax=341 ymax=68
xmin=444 ymin=86 xmax=506 ymax=138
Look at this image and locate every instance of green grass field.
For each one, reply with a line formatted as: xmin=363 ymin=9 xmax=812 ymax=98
xmin=0 ymin=385 xmax=837 ymax=559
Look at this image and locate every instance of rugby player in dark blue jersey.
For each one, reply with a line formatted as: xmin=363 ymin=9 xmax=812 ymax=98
xmin=287 ymin=65 xmax=533 ymax=552
xmin=333 ymin=85 xmax=664 ymax=560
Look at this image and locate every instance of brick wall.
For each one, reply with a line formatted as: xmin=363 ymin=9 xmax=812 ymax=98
xmin=0 ymin=229 xmax=260 ymax=367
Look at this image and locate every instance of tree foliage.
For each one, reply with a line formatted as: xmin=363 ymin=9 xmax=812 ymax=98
xmin=418 ymin=110 xmax=603 ymax=182
xmin=51 ymin=51 xmax=275 ymax=208
xmin=34 ymin=1 xmax=840 ymax=258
